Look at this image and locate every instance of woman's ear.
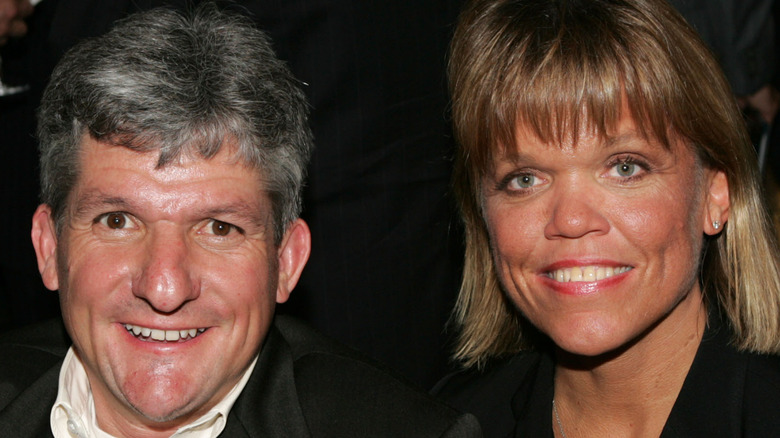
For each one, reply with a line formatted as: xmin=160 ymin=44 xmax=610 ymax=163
xmin=703 ymin=170 xmax=730 ymax=235
xmin=275 ymin=218 xmax=311 ymax=304
xmin=31 ymin=205 xmax=60 ymax=291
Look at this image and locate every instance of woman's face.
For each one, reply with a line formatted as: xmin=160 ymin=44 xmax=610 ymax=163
xmin=482 ymin=115 xmax=726 ymax=357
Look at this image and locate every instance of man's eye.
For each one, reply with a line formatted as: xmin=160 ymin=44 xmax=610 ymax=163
xmin=209 ymin=219 xmax=235 ymax=236
xmin=99 ymin=212 xmax=131 ymax=229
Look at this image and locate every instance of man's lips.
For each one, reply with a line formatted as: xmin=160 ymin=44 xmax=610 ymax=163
xmin=544 ymin=265 xmax=633 ymax=283
xmin=123 ymin=323 xmax=207 ymax=342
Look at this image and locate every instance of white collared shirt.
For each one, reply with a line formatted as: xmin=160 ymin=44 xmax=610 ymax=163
xmin=51 ymin=348 xmax=258 ymax=438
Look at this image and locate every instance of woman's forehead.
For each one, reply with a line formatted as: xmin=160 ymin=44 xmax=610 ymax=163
xmin=501 ymin=112 xmax=661 ymax=150
xmin=483 ymin=121 xmax=701 ymax=177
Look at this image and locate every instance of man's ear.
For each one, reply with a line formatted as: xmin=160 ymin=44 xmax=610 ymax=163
xmin=703 ymin=169 xmax=730 ymax=235
xmin=275 ymin=218 xmax=311 ymax=304
xmin=31 ymin=205 xmax=60 ymax=291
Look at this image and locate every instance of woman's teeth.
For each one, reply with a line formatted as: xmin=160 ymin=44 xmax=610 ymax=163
xmin=546 ymin=266 xmax=632 ymax=282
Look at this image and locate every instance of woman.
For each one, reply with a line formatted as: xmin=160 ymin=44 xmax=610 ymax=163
xmin=434 ymin=0 xmax=780 ymax=436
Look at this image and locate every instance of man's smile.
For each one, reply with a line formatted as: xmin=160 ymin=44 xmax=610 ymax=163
xmin=123 ymin=323 xmax=207 ymax=342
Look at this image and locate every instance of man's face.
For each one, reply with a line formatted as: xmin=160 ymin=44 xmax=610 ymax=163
xmin=31 ymin=135 xmax=310 ymax=433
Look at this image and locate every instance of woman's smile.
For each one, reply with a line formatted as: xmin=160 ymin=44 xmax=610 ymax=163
xmin=543 ymin=265 xmax=633 ymax=283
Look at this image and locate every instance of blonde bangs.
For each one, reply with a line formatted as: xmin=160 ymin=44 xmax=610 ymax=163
xmin=509 ymin=16 xmax=694 ymax=157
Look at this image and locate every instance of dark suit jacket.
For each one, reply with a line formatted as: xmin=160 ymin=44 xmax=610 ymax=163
xmin=0 ymin=315 xmax=481 ymax=437
xmin=434 ymin=314 xmax=780 ymax=437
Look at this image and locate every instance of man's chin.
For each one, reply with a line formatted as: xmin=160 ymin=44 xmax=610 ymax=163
xmin=116 ymin=379 xmax=214 ymax=428
xmin=126 ymin=397 xmax=208 ymax=430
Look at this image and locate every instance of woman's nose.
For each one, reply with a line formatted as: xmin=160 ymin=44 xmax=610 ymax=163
xmin=543 ymin=180 xmax=610 ymax=240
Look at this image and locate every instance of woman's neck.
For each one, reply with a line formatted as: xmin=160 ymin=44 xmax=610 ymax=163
xmin=552 ymin=290 xmax=708 ymax=437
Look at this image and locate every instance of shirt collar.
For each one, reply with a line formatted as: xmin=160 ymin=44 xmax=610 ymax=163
xmin=51 ymin=347 xmax=258 ymax=438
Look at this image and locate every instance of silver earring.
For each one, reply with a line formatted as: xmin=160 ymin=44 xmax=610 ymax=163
xmin=713 ymin=220 xmax=720 ymax=230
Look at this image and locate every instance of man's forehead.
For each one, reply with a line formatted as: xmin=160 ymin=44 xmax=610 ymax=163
xmin=80 ymin=132 xmax=256 ymax=168
xmin=70 ymin=136 xmax=269 ymax=214
xmin=77 ymin=135 xmax=264 ymax=181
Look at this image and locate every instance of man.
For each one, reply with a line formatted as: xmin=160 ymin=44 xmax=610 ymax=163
xmin=0 ymin=5 xmax=480 ymax=437
xmin=3 ymin=0 xmax=464 ymax=390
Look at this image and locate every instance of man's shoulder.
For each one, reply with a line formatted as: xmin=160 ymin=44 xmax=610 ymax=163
xmin=273 ymin=315 xmax=481 ymax=437
xmin=0 ymin=318 xmax=71 ymax=350
xmin=0 ymin=318 xmax=70 ymax=377
xmin=0 ymin=319 xmax=68 ymax=424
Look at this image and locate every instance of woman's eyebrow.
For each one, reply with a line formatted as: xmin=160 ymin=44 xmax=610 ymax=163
xmin=604 ymin=131 xmax=657 ymax=149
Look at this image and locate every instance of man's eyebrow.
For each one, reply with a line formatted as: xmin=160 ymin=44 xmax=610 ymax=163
xmin=72 ymin=191 xmax=133 ymax=218
xmin=198 ymin=204 xmax=269 ymax=228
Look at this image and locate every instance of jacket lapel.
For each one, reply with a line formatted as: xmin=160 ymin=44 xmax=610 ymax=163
xmin=0 ymin=360 xmax=61 ymax=437
xmin=225 ymin=324 xmax=311 ymax=437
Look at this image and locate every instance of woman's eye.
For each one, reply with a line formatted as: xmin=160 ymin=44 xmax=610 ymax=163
xmin=99 ymin=212 xmax=131 ymax=229
xmin=510 ymin=174 xmax=537 ymax=189
xmin=609 ymin=159 xmax=645 ymax=179
xmin=616 ymin=162 xmax=638 ymax=177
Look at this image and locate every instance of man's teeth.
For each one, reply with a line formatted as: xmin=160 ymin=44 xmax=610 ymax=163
xmin=123 ymin=324 xmax=206 ymax=342
xmin=546 ymin=266 xmax=632 ymax=282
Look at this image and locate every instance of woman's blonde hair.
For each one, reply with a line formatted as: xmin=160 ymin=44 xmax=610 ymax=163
xmin=449 ymin=0 xmax=780 ymax=368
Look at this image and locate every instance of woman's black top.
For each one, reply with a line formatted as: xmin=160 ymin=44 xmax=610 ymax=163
xmin=434 ymin=314 xmax=780 ymax=437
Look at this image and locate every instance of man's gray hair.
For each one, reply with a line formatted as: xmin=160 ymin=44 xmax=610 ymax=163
xmin=37 ymin=3 xmax=313 ymax=244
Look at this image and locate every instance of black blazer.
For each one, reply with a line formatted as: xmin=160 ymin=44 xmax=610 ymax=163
xmin=0 ymin=315 xmax=481 ymax=437
xmin=434 ymin=314 xmax=780 ymax=437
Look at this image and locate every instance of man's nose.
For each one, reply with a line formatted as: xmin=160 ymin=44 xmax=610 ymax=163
xmin=133 ymin=228 xmax=200 ymax=313
xmin=543 ymin=180 xmax=610 ymax=239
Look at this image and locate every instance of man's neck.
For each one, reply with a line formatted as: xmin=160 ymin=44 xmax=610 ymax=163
xmin=53 ymin=349 xmax=259 ymax=438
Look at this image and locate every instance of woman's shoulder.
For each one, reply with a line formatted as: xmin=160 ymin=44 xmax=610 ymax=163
xmin=433 ymin=351 xmax=548 ymax=437
xmin=741 ymin=351 xmax=780 ymax=432
xmin=743 ymin=349 xmax=780 ymax=381
xmin=434 ymin=352 xmax=542 ymax=398
xmin=668 ymin=315 xmax=780 ymax=435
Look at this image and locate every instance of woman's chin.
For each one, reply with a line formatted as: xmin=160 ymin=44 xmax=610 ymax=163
xmin=554 ymin=339 xmax=622 ymax=360
xmin=545 ymin=322 xmax=637 ymax=362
